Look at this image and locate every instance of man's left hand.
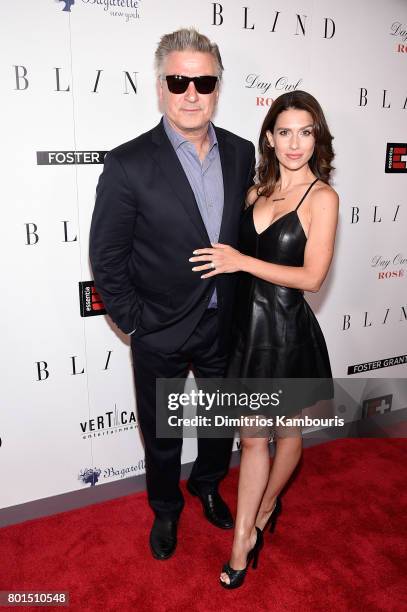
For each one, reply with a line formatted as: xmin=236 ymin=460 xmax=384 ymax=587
xmin=189 ymin=243 xmax=245 ymax=278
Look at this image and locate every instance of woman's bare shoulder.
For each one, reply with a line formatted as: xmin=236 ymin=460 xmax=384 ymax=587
xmin=310 ymin=181 xmax=339 ymax=208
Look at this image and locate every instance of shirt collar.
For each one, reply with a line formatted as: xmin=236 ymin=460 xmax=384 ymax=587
xmin=163 ymin=114 xmax=218 ymax=152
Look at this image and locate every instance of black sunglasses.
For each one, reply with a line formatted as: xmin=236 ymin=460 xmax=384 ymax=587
xmin=163 ymin=74 xmax=218 ymax=94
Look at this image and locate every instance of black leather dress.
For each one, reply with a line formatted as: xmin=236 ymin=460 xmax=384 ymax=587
xmin=227 ymin=179 xmax=332 ymax=399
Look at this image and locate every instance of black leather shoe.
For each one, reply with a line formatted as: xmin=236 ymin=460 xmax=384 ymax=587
xmin=149 ymin=517 xmax=178 ymax=560
xmin=187 ymin=481 xmax=233 ymax=529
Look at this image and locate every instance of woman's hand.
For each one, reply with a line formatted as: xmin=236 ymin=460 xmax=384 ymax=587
xmin=189 ymin=243 xmax=246 ymax=278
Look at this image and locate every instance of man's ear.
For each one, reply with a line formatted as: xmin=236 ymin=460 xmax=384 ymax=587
xmin=156 ymin=77 xmax=163 ymax=100
xmin=156 ymin=77 xmax=165 ymax=114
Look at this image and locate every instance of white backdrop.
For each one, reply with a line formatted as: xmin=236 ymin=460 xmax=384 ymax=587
xmin=1 ymin=0 xmax=406 ymax=510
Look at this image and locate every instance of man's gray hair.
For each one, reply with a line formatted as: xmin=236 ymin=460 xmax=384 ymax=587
xmin=155 ymin=28 xmax=224 ymax=78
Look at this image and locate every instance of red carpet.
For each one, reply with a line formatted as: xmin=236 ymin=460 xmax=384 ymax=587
xmin=1 ymin=438 xmax=406 ymax=611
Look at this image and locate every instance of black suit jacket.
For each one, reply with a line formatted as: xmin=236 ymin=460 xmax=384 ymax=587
xmin=89 ymin=118 xmax=255 ymax=353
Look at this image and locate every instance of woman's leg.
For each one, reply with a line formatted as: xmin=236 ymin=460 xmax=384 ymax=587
xmin=255 ymin=432 xmax=302 ymax=530
xmin=220 ymin=436 xmax=269 ymax=584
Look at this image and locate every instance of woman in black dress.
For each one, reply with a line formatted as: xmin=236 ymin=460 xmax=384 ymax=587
xmin=190 ymin=90 xmax=338 ymax=588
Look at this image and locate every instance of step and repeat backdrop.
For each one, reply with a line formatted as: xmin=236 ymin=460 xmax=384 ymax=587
xmin=1 ymin=0 xmax=406 ymax=511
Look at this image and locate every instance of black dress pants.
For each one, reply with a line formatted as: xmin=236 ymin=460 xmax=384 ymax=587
xmin=131 ymin=309 xmax=234 ymax=521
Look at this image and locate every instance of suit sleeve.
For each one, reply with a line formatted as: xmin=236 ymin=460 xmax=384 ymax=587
xmin=239 ymin=142 xmax=256 ymax=213
xmin=89 ymin=152 xmax=142 ymax=334
xmin=246 ymin=142 xmax=256 ymax=193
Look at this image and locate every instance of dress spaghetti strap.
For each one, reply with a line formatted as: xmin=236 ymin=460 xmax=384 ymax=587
xmin=295 ymin=178 xmax=319 ymax=211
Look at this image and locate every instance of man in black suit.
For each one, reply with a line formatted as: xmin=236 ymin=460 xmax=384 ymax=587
xmin=89 ymin=28 xmax=255 ymax=559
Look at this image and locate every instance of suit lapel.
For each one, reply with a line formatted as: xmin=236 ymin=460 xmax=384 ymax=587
xmin=151 ymin=120 xmax=210 ymax=244
xmin=216 ymin=127 xmax=236 ymax=244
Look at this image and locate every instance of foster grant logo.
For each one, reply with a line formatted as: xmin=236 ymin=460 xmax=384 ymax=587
xmin=347 ymin=354 xmax=407 ymax=375
xmin=37 ymin=151 xmax=107 ymax=165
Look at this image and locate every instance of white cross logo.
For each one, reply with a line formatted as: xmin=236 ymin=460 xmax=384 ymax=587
xmin=376 ymin=399 xmax=390 ymax=414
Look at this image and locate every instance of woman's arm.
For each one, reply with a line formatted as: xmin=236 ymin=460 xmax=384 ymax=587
xmin=190 ymin=187 xmax=339 ymax=293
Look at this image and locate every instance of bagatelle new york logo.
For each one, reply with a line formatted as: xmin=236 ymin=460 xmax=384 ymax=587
xmin=78 ymin=467 xmax=101 ymax=486
xmin=79 ymin=460 xmax=145 ymax=486
xmin=57 ymin=0 xmax=141 ymax=22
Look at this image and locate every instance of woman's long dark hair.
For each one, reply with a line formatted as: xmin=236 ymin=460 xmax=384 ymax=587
xmin=256 ymin=90 xmax=334 ymax=198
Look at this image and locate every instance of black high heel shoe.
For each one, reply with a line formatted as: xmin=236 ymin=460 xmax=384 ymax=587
xmin=219 ymin=527 xmax=264 ymax=589
xmin=263 ymin=496 xmax=282 ymax=533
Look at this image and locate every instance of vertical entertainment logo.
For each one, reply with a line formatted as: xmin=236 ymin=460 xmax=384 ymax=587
xmin=385 ymin=143 xmax=407 ymax=173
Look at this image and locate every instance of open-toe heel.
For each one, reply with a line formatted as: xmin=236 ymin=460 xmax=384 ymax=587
xmin=219 ymin=527 xmax=264 ymax=589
